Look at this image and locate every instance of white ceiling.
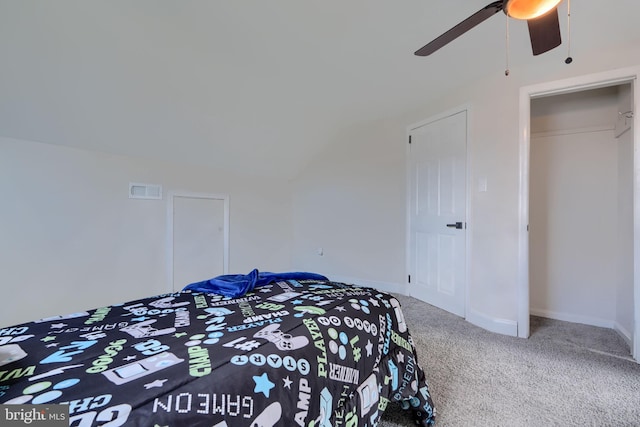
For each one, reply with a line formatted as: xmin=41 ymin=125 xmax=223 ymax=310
xmin=1 ymin=1 xmax=638 ymax=178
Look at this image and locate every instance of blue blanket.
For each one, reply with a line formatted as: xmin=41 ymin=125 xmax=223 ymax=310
xmin=182 ymin=269 xmax=329 ymax=297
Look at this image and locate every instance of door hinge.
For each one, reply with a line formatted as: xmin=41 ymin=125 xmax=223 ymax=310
xmin=408 ymin=135 xmax=412 ymax=144
xmin=408 ymin=274 xmax=411 ymax=283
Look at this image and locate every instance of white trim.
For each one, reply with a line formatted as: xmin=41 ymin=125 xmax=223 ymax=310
xmin=520 ymin=67 xmax=639 ymax=98
xmin=466 ymin=309 xmax=518 ymax=337
xmin=405 ymin=104 xmax=472 ymax=319
xmin=166 ymin=191 xmax=230 ymax=292
xmin=405 ymin=123 xmax=413 ymax=296
xmin=406 ymin=103 xmax=473 ymax=132
xmin=517 ymin=87 xmax=531 ymax=338
xmin=464 ymin=105 xmax=473 ymax=326
xmin=518 ymin=65 xmax=640 ymax=362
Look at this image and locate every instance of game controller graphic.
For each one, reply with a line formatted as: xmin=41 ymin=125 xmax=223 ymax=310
xmin=149 ymin=296 xmax=190 ymax=309
xmin=253 ymin=324 xmax=309 ymax=351
xmin=121 ymin=320 xmax=176 ymax=338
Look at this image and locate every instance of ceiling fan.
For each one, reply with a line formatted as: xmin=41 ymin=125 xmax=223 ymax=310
xmin=415 ymin=0 xmax=564 ymax=57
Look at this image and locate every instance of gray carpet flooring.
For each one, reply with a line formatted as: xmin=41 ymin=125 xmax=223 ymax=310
xmin=379 ymin=294 xmax=640 ymax=427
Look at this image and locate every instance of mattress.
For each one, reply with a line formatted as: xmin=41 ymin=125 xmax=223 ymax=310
xmin=0 ymin=279 xmax=435 ymax=426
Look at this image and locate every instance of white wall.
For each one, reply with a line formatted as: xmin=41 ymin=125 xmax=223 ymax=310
xmin=0 ymin=136 xmax=293 ymax=327
xmin=291 ymin=119 xmax=407 ymax=291
xmin=292 ymin=42 xmax=640 ymax=333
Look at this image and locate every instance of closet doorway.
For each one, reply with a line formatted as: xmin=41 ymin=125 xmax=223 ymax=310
xmin=517 ymin=67 xmax=639 ymax=362
xmin=529 ymin=86 xmax=632 ymax=354
xmin=167 ymin=192 xmax=229 ymax=292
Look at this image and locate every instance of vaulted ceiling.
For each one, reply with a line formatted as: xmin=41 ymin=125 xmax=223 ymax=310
xmin=1 ymin=1 xmax=638 ymax=178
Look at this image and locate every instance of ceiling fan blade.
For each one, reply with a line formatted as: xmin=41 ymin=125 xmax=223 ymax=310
xmin=415 ymin=1 xmax=504 ymax=56
xmin=527 ymin=7 xmax=562 ymax=55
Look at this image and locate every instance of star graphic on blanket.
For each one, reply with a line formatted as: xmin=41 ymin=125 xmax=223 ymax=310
xmin=46 ymin=343 xmax=59 ymax=348
xmin=368 ymin=298 xmax=380 ymax=307
xmin=335 ymin=306 xmax=347 ymax=312
xmin=41 ymin=336 xmax=56 ymax=343
xmin=366 ymin=340 xmax=374 ymax=356
xmin=283 ymin=376 xmax=293 ymax=389
xmin=174 ymin=332 xmax=187 ymax=338
xmin=123 ymin=355 xmax=137 ymax=362
xmin=259 ymin=287 xmax=272 ymax=293
xmin=397 ymin=351 xmax=405 ymax=364
xmin=144 ymin=379 xmax=168 ymax=389
xmin=253 ymin=373 xmax=275 ymax=397
xmin=50 ymin=323 xmax=67 ymax=329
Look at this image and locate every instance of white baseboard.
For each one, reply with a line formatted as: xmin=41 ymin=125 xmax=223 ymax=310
xmin=466 ymin=308 xmax=518 ymax=337
xmin=614 ymin=321 xmax=633 ymax=349
xmin=529 ymin=307 xmax=615 ymax=329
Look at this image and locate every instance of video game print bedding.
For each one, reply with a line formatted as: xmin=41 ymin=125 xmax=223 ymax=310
xmin=0 ymin=279 xmax=435 ymax=426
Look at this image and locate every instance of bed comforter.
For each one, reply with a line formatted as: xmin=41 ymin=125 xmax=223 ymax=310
xmin=0 ymin=279 xmax=435 ymax=426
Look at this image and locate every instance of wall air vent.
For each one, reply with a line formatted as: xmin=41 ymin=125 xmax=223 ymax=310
xmin=129 ymin=183 xmax=162 ymax=200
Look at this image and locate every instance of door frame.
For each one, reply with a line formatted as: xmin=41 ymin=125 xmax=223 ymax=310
xmin=166 ymin=191 xmax=230 ymax=292
xmin=405 ymin=104 xmax=472 ymax=317
xmin=517 ymin=66 xmax=640 ymax=361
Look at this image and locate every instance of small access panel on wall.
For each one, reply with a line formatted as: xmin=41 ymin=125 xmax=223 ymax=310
xmin=129 ymin=182 xmax=162 ymax=200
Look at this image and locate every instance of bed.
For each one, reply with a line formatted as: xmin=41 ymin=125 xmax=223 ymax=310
xmin=0 ymin=276 xmax=435 ymax=426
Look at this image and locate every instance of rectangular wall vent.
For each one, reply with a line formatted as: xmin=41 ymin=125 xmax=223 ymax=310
xmin=129 ymin=183 xmax=162 ymax=200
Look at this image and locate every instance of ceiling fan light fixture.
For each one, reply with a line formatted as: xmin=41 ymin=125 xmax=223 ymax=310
xmin=505 ymin=0 xmax=562 ymax=20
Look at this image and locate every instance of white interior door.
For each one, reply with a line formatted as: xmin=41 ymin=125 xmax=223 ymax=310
xmin=409 ymin=110 xmax=467 ymax=317
xmin=170 ymin=193 xmax=229 ymax=292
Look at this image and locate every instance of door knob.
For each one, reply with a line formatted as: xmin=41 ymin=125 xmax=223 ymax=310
xmin=446 ymin=222 xmax=464 ymax=229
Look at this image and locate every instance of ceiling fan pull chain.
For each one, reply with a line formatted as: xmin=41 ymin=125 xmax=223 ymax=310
xmin=505 ymin=15 xmax=510 ymax=76
xmin=565 ymin=0 xmax=573 ymax=64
